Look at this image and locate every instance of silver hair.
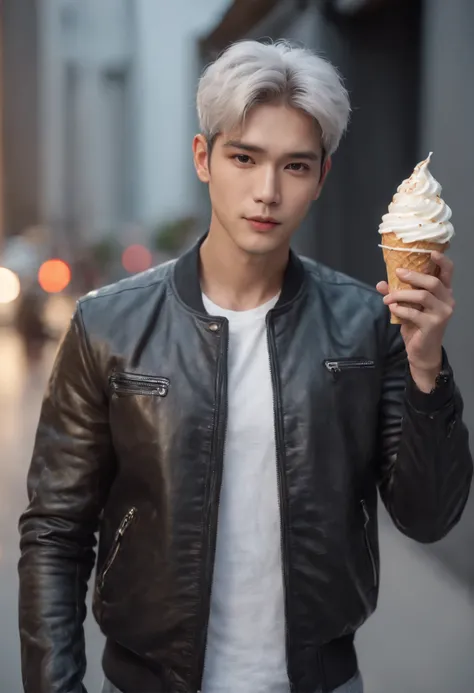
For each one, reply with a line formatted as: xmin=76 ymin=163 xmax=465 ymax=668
xmin=197 ymin=39 xmax=351 ymax=156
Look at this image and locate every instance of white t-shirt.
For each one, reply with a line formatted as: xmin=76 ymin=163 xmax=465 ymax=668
xmin=201 ymin=293 xmax=290 ymax=693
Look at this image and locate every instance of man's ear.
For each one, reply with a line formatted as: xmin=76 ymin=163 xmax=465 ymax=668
xmin=193 ymin=134 xmax=210 ymax=183
xmin=313 ymin=155 xmax=332 ymax=201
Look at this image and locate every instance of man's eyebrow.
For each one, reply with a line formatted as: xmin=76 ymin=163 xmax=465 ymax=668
xmin=223 ymin=140 xmax=320 ymax=161
xmin=223 ymin=140 xmax=266 ymax=154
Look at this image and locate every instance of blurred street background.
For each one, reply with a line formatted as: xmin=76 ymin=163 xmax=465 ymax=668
xmin=1 ymin=0 xmax=473 ymax=691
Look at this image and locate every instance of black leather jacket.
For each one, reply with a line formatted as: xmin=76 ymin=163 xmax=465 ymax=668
xmin=18 ymin=238 xmax=473 ymax=693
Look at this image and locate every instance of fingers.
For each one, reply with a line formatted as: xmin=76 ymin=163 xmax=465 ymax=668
xmin=395 ymin=267 xmax=440 ymax=292
xmin=384 ymin=286 xmax=454 ymax=319
xmin=387 ymin=302 xmax=426 ymax=326
xmin=383 ymin=288 xmax=437 ymax=310
xmin=376 ymin=281 xmax=389 ymax=295
xmin=388 ymin=301 xmax=453 ymax=327
xmin=431 ymin=250 xmax=454 ymax=289
xmin=395 ymin=266 xmax=450 ymax=301
xmin=394 ymin=251 xmax=454 ymax=293
xmin=388 ymin=294 xmax=454 ymax=325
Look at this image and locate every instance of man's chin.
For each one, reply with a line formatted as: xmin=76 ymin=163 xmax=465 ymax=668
xmin=233 ymin=229 xmax=289 ymax=256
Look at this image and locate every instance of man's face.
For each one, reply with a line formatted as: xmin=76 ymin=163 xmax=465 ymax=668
xmin=193 ymin=103 xmax=331 ymax=256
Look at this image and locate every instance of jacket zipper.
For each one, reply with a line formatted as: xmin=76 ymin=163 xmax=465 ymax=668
xmin=266 ymin=313 xmax=295 ymax=693
xmin=97 ymin=507 xmax=137 ymax=593
xmin=317 ymin=651 xmax=328 ymax=693
xmin=196 ymin=320 xmax=229 ymax=690
xmin=324 ymin=359 xmax=375 ymax=380
xmin=109 ymin=372 xmax=169 ymax=396
xmin=360 ymin=500 xmax=377 ymax=586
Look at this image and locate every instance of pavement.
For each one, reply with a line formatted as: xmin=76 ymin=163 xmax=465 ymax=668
xmin=1 ymin=326 xmax=473 ymax=693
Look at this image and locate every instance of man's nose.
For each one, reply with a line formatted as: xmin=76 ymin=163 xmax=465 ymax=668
xmin=254 ymin=168 xmax=281 ymax=206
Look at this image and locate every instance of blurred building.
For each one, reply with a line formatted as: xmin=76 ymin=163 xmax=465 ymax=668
xmin=200 ymin=0 xmax=474 ymax=582
xmin=0 ymin=0 xmax=40 ymax=242
xmin=39 ymin=0 xmax=135 ymax=249
xmin=38 ymin=0 xmax=230 ymax=248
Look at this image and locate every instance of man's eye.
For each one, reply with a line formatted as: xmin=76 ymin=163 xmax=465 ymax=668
xmin=233 ymin=154 xmax=252 ymax=164
xmin=287 ymin=162 xmax=310 ymax=172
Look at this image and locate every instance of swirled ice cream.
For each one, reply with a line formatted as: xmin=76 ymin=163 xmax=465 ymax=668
xmin=379 ymin=153 xmax=454 ymax=325
xmin=379 ymin=152 xmax=454 ymax=246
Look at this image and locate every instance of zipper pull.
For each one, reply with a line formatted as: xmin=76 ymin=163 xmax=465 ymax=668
xmin=360 ymin=499 xmax=370 ymax=527
xmin=116 ymin=507 xmax=137 ymax=538
xmin=324 ymin=361 xmax=340 ymax=380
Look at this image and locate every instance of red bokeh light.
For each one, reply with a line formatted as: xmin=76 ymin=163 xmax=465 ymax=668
xmin=122 ymin=245 xmax=153 ymax=274
xmin=38 ymin=259 xmax=71 ymax=293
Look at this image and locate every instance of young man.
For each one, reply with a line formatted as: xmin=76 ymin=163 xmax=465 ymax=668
xmin=18 ymin=40 xmax=472 ymax=693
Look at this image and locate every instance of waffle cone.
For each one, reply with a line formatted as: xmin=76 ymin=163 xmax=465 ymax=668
xmin=381 ymin=232 xmax=449 ymax=324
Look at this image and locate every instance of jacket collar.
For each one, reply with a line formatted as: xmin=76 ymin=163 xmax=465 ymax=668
xmin=173 ymin=233 xmax=307 ymax=314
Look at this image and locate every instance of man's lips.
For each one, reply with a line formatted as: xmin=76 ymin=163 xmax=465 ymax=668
xmin=245 ymin=217 xmax=281 ymax=231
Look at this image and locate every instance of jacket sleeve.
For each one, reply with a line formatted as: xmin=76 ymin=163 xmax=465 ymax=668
xmin=18 ymin=302 xmax=115 ymax=693
xmin=376 ymin=323 xmax=473 ymax=544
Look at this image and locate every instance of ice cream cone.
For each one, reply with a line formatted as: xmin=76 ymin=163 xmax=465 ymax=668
xmin=378 ymin=153 xmax=454 ymax=325
xmin=381 ymin=232 xmax=449 ymax=324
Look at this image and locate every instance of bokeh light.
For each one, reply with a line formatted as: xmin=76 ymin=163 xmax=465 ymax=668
xmin=122 ymin=245 xmax=153 ymax=274
xmin=38 ymin=259 xmax=71 ymax=293
xmin=0 ymin=268 xmax=21 ymax=304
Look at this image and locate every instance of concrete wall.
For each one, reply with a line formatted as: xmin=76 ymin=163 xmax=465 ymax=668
xmin=421 ymin=0 xmax=474 ymax=436
xmin=418 ymin=0 xmax=474 ymax=581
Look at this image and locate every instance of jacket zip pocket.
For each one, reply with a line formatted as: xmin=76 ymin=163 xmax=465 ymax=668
xmin=109 ymin=372 xmax=169 ymax=397
xmin=324 ymin=358 xmax=375 ymax=380
xmin=97 ymin=507 xmax=137 ymax=594
xmin=360 ymin=500 xmax=377 ymax=587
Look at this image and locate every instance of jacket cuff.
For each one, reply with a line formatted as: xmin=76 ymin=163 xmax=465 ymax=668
xmin=405 ymin=347 xmax=455 ymax=414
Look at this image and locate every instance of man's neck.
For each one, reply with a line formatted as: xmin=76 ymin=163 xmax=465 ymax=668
xmin=199 ymin=224 xmax=289 ymax=312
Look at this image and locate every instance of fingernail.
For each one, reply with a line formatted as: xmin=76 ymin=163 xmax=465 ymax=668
xmin=397 ymin=268 xmax=409 ymax=277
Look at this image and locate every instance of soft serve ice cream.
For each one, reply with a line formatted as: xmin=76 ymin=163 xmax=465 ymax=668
xmin=379 ymin=152 xmax=454 ymax=249
xmin=378 ymin=153 xmax=454 ymax=324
